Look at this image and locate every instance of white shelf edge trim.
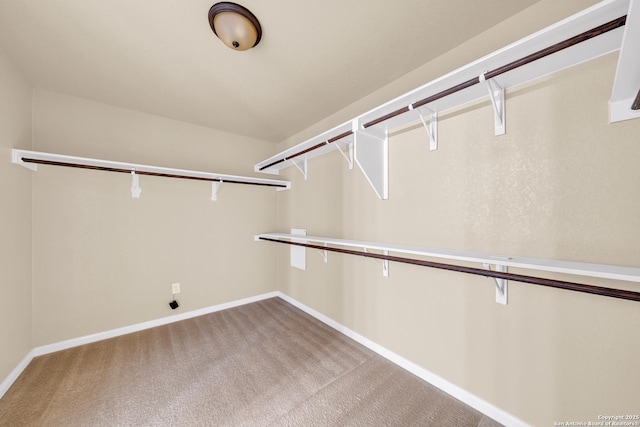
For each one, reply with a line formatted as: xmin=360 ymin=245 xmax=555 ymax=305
xmin=12 ymin=149 xmax=291 ymax=191
xmin=256 ymin=233 xmax=640 ymax=284
xmin=254 ymin=0 xmax=634 ymax=200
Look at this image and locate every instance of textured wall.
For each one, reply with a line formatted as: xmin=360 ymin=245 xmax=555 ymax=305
xmin=31 ymin=90 xmax=279 ymax=346
xmin=0 ymin=49 xmax=33 ymax=383
xmin=275 ymin=2 xmax=640 ymax=425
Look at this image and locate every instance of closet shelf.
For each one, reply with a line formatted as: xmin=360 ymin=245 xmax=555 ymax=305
xmin=256 ymin=232 xmax=640 ymax=304
xmin=13 ymin=149 xmax=291 ymax=199
xmin=255 ymin=0 xmax=639 ymax=200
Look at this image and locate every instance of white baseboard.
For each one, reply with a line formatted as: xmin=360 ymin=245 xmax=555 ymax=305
xmin=0 ymin=349 xmax=35 ymax=399
xmin=2 ymin=290 xmax=528 ymax=427
xmin=275 ymin=292 xmax=530 ymax=427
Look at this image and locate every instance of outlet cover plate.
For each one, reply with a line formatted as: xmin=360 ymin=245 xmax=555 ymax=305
xmin=172 ymin=282 xmax=181 ymax=294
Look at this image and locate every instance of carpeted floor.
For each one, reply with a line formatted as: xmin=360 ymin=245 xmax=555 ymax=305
xmin=0 ymin=297 xmax=503 ymax=426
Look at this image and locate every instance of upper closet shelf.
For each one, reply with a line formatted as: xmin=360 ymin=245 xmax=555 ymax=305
xmin=13 ymin=149 xmax=291 ymax=200
xmin=255 ymin=0 xmax=639 ymax=200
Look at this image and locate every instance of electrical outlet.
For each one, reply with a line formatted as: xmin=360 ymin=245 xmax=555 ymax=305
xmin=172 ymin=282 xmax=181 ymax=294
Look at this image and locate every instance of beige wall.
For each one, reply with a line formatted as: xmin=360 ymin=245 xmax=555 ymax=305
xmin=275 ymin=2 xmax=640 ymax=425
xmin=0 ymin=50 xmax=33 ymax=382
xmin=31 ymin=90 xmax=279 ymax=346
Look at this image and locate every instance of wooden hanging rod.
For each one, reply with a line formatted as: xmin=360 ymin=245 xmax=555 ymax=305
xmin=21 ymin=157 xmax=289 ymax=188
xmin=364 ymin=15 xmax=627 ymax=128
xmin=632 ymin=88 xmax=640 ymax=110
xmin=259 ymin=236 xmax=640 ymax=303
xmin=258 ymin=130 xmax=353 ymax=171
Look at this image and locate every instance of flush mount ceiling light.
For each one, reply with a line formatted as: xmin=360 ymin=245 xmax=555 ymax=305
xmin=208 ymin=2 xmax=262 ymax=51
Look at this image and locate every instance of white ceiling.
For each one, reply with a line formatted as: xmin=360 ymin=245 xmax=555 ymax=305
xmin=0 ymin=0 xmax=543 ymax=142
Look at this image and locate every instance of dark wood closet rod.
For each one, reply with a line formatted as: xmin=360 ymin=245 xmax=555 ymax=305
xmin=21 ymin=157 xmax=289 ymax=188
xmin=632 ymin=88 xmax=640 ymax=110
xmin=365 ymin=15 xmax=626 ymax=128
xmin=259 ymin=130 xmax=353 ymax=171
xmin=258 ymin=15 xmax=627 ymax=172
xmin=259 ymin=237 xmax=640 ymax=303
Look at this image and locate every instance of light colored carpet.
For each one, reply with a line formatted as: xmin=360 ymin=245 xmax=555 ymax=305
xmin=0 ymin=297 xmax=503 ymax=426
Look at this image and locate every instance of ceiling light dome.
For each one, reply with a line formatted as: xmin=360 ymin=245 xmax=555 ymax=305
xmin=208 ymin=2 xmax=262 ymax=51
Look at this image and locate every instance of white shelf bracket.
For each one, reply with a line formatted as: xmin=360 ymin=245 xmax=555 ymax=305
xmin=335 ymin=141 xmax=354 ymax=170
xmin=315 ymin=244 xmax=328 ymax=263
xmin=211 ymin=180 xmax=221 ymax=201
xmin=354 ymin=119 xmax=389 ymax=200
xmin=483 ymin=263 xmax=508 ymax=305
xmin=409 ymin=105 xmax=438 ymax=151
xmin=292 ymin=158 xmax=308 ymax=180
xmin=382 ymin=250 xmax=389 ymax=277
xmin=362 ymin=247 xmax=390 ymax=277
xmin=480 ymin=73 xmax=506 ymax=136
xmin=130 ymin=170 xmax=142 ymax=199
xmin=11 ymin=150 xmax=38 ymax=171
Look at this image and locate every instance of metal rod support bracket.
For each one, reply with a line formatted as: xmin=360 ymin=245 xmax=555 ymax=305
xmin=315 ymin=244 xmax=328 ymax=263
xmin=480 ymin=73 xmax=506 ymax=136
xmin=382 ymin=250 xmax=389 ymax=277
xmin=335 ymin=141 xmax=354 ymax=170
xmin=409 ymin=105 xmax=438 ymax=151
xmin=211 ymin=180 xmax=222 ymax=201
xmin=292 ymin=158 xmax=308 ymax=180
xmin=362 ymin=248 xmax=390 ymax=277
xmin=483 ymin=263 xmax=508 ymax=305
xmin=130 ymin=170 xmax=142 ymax=199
